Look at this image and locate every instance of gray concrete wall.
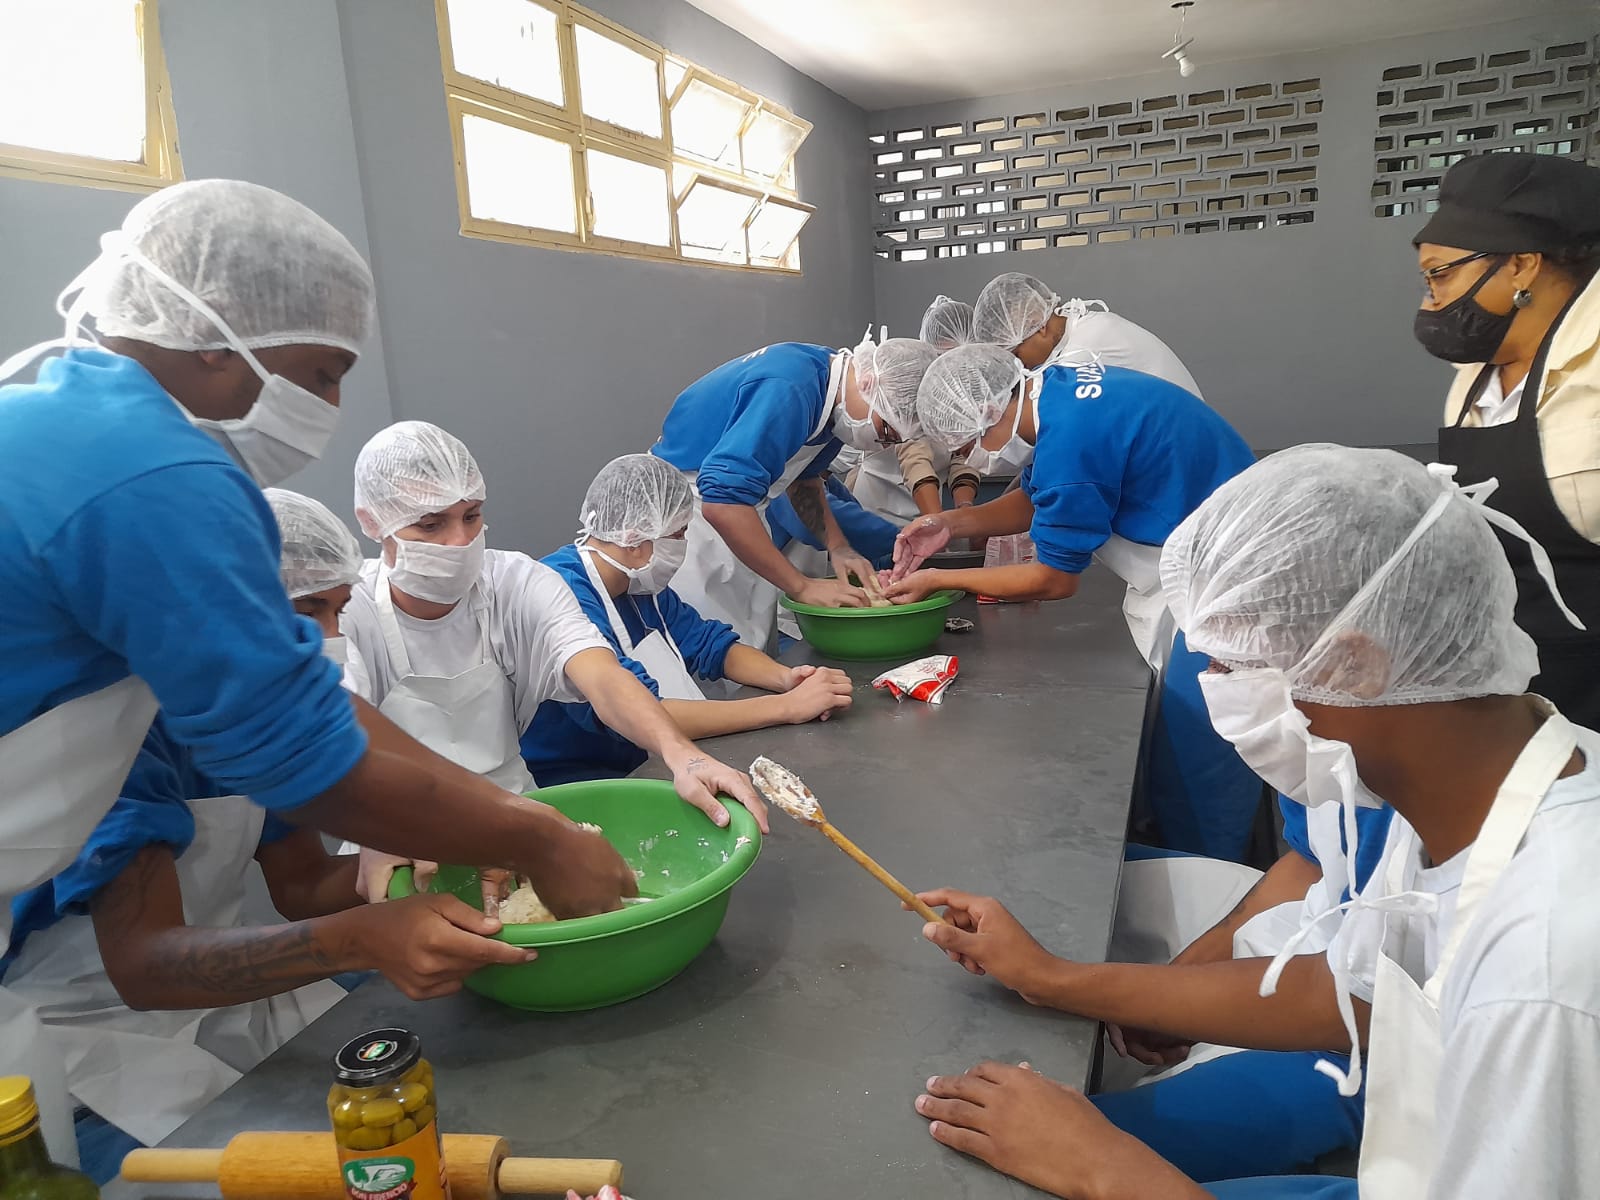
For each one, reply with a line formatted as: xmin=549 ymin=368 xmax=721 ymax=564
xmin=0 ymin=0 xmax=396 ymax=515
xmin=336 ymin=0 xmax=875 ymax=554
xmin=868 ymin=14 xmax=1595 ymax=453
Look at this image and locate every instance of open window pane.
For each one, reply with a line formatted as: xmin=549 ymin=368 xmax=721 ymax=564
xmin=676 ymin=177 xmax=757 ymax=263
xmin=0 ymin=0 xmax=146 ymax=161
xmin=445 ymin=0 xmax=563 ymax=108
xmin=664 ymin=58 xmax=688 ymax=97
xmin=574 ymin=25 xmax=662 ymax=139
xmin=587 ymin=149 xmax=670 ymax=245
xmin=462 ymin=113 xmax=576 ymax=232
xmin=742 ymin=107 xmax=807 ymax=179
xmin=746 ymin=197 xmax=810 ymax=264
xmin=670 ymin=76 xmax=750 ymax=169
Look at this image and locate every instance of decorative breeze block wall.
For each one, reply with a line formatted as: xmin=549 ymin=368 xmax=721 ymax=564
xmin=1372 ymin=38 xmax=1598 ymax=219
xmin=870 ymin=76 xmax=1322 ymax=262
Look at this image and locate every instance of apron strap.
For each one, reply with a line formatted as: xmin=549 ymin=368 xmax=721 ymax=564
xmin=645 ymin=593 xmax=692 ymax=665
xmin=374 ymin=565 xmax=490 ymax=681
xmin=576 ymin=544 xmax=694 ymax=670
xmin=1425 ymin=709 xmax=1578 ymax=1001
xmin=1451 ymin=365 xmax=1498 ymax=430
xmin=576 ymin=544 xmax=641 ymax=657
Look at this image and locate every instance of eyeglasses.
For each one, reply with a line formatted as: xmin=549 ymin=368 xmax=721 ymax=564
xmin=875 ymin=421 xmax=904 ymax=448
xmin=1420 ymin=251 xmax=1502 ymax=299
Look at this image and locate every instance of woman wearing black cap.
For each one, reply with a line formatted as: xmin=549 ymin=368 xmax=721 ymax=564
xmin=1415 ymin=153 xmax=1600 ymax=724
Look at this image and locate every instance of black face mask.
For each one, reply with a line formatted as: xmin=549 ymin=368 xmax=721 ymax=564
xmin=1413 ymin=256 xmax=1515 ymax=364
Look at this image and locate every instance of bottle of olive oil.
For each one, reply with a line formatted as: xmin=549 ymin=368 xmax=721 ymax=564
xmin=0 ymin=1078 xmax=98 ymax=1200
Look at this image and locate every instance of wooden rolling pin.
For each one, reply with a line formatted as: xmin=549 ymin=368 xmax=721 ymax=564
xmin=121 ymin=1131 xmax=622 ymax=1200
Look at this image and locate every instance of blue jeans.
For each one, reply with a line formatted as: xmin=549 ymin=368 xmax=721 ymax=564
xmin=1144 ymin=633 xmax=1263 ymax=862
xmin=1207 ymin=1180 xmax=1358 ymax=1199
xmin=75 ymin=1108 xmax=144 ymax=1186
xmin=1093 ymin=1050 xmax=1364 ymax=1182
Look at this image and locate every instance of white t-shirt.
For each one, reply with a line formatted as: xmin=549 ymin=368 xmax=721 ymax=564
xmin=1057 ymin=307 xmax=1204 ymax=400
xmin=341 ymin=548 xmax=611 ymax=730
xmin=1329 ymin=724 xmax=1600 ymax=1200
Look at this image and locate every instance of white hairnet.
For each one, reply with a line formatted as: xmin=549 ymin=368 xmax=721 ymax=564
xmin=580 ymin=454 xmax=698 ymax=547
xmin=266 ymin=488 xmax=364 ymax=599
xmin=854 ymin=335 xmax=940 ymax=438
xmin=73 ymin=179 xmax=375 ymax=355
xmin=915 ymin=344 xmax=1025 ymax=451
xmin=1161 ymin=445 xmax=1540 ymax=706
xmin=353 ymin=421 xmax=485 ymax=541
xmin=918 ymin=295 xmax=974 ymax=350
xmin=972 ymin=272 xmax=1059 ymax=349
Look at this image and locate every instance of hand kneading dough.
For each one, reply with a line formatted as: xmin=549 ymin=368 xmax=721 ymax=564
xmin=496 ymin=822 xmax=605 ymax=924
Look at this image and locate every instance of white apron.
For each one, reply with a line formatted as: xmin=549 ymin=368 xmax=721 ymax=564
xmin=0 ymin=675 xmax=160 ymax=1165
xmin=671 ymin=356 xmax=843 ymax=653
xmin=1091 ymin=534 xmax=1174 ymax=673
xmin=373 ymin=568 xmax=533 ymax=794
xmin=851 ymin=445 xmax=946 ymax=525
xmin=1107 ymin=803 xmax=1356 ymax=1091
xmin=1357 ymin=711 xmax=1576 ymax=1200
xmin=5 ymin=794 xmax=345 ymax=1147
xmin=576 ymin=547 xmax=706 ymax=702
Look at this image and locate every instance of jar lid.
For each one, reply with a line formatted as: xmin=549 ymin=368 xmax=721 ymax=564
xmin=0 ymin=1077 xmax=39 ymax=1138
xmin=332 ymin=1029 xmax=422 ymax=1087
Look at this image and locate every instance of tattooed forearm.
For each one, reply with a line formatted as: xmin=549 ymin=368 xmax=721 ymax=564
xmin=148 ymin=922 xmax=346 ymax=1003
xmin=92 ymin=846 xmax=357 ymax=1010
xmin=787 ymin=477 xmax=828 ymax=541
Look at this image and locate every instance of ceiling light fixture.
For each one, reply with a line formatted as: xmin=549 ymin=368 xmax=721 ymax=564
xmin=1162 ymin=0 xmax=1197 ymax=77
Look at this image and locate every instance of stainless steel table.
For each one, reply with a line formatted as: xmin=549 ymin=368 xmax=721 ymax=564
xmin=108 ymin=573 xmax=1148 ymax=1200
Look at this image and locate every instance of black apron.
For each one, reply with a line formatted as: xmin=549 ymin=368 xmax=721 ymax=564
xmin=1436 ymin=304 xmax=1600 ymax=727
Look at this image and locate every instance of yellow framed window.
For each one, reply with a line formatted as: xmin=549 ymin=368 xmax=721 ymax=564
xmin=0 ymin=0 xmax=182 ymax=193
xmin=436 ymin=0 xmax=812 ymax=273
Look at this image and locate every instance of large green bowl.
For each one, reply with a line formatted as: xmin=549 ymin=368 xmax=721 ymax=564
xmin=388 ymin=779 xmax=761 ymax=1012
xmin=779 ymin=589 xmax=963 ymax=661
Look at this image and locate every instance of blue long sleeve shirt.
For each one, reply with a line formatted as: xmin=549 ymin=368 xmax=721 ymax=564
xmin=1021 ymin=363 xmax=1255 ymax=573
xmin=651 ymin=344 xmax=842 ymax=506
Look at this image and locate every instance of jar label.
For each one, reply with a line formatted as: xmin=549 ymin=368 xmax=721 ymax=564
xmin=339 ymin=1124 xmax=452 ymax=1200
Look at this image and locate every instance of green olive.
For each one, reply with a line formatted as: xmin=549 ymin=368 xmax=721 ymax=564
xmin=411 ymin=1103 xmax=436 ymax=1131
xmin=342 ymin=1125 xmax=391 ymax=1151
xmin=360 ymin=1098 xmax=405 ymax=1128
xmin=330 ymin=1099 xmax=365 ymax=1130
xmin=394 ymin=1082 xmax=429 ymax=1114
xmin=390 ymin=1118 xmax=418 ymax=1143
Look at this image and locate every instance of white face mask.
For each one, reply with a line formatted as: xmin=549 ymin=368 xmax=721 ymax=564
xmin=321 ymin=635 xmax=350 ymax=666
xmin=388 ymin=528 xmax=485 ymax=604
xmin=1198 ymin=667 xmax=1384 ymax=811
xmin=832 ymin=401 xmax=885 ymax=452
xmin=190 ymin=370 xmax=339 ymax=487
xmin=584 ymin=538 xmax=687 ymax=595
xmin=965 ymin=385 xmax=1035 ymax=476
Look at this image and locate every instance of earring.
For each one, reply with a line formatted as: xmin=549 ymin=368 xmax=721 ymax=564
xmin=1513 ymin=288 xmax=1534 ymax=309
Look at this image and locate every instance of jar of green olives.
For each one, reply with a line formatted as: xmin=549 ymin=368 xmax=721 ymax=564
xmin=328 ymin=1028 xmax=452 ymax=1200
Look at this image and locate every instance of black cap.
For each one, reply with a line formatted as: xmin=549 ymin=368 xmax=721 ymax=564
xmin=333 ymin=1028 xmax=421 ymax=1087
xmin=1413 ymin=153 xmax=1600 ymax=253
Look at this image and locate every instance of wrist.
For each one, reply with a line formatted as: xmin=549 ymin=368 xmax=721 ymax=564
xmin=1019 ymin=952 xmax=1079 ymax=1008
xmin=660 ymin=743 xmax=704 ymax=774
xmin=323 ymin=908 xmax=377 ymax=973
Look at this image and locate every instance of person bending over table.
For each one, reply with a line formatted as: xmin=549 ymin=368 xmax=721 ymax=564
xmin=887 ymin=345 xmax=1260 ymax=863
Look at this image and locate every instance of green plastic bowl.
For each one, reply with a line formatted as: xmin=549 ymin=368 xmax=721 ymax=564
xmin=779 ymin=589 xmax=963 ymax=661
xmin=388 ymin=779 xmax=761 ymax=1012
